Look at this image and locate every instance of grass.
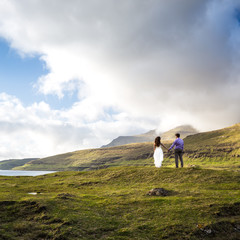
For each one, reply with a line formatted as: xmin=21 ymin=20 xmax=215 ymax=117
xmin=0 ymin=166 xmax=240 ymax=239
xmin=1 ymin=123 xmax=240 ymax=238
xmin=14 ymin=143 xmax=155 ymax=171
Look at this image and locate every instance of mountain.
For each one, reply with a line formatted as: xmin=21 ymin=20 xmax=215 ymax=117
xmin=102 ymin=125 xmax=198 ymax=147
xmin=101 ymin=130 xmax=156 ymax=148
xmin=160 ymin=125 xmax=198 ymax=141
xmin=0 ymin=158 xmax=39 ymax=170
xmin=14 ymin=123 xmax=240 ymax=171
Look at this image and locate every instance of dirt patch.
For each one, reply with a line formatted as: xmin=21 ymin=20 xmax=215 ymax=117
xmin=0 ymin=200 xmax=47 ymax=218
xmin=216 ymin=202 xmax=240 ymax=217
xmin=57 ymin=193 xmax=76 ymax=199
xmin=192 ymin=221 xmax=240 ymax=239
xmin=79 ymin=181 xmax=100 ymax=186
xmin=0 ymin=200 xmax=70 ymax=240
xmin=0 ymin=200 xmax=17 ymax=207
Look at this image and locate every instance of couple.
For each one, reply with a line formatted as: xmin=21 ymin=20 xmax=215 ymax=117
xmin=153 ymin=133 xmax=184 ymax=168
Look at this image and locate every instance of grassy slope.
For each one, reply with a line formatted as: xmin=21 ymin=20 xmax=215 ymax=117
xmin=183 ymin=123 xmax=240 ymax=169
xmin=0 ymin=158 xmax=39 ymax=170
xmin=0 ymin=167 xmax=239 ymax=240
xmin=15 ymin=143 xmax=154 ymax=171
xmin=15 ymin=124 xmax=240 ymax=171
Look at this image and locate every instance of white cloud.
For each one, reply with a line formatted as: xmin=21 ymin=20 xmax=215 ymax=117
xmin=0 ymin=1 xmax=240 ymax=158
xmin=0 ymin=93 xmax=156 ymax=160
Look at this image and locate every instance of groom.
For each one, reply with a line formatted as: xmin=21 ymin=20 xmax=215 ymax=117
xmin=168 ymin=133 xmax=184 ymax=168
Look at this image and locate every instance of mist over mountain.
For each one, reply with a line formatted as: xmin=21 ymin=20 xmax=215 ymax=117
xmin=102 ymin=125 xmax=198 ymax=148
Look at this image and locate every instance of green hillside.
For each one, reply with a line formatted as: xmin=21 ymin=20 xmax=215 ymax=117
xmin=0 ymin=167 xmax=239 ymax=239
xmin=15 ymin=143 xmax=154 ymax=171
xmin=183 ymin=123 xmax=240 ymax=168
xmin=0 ymin=158 xmax=39 ymax=170
xmin=15 ymin=123 xmax=240 ymax=171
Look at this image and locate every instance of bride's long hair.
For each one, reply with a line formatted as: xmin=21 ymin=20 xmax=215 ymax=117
xmin=154 ymin=136 xmax=161 ymax=147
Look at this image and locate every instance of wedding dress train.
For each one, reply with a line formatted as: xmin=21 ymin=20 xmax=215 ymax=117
xmin=154 ymin=146 xmax=163 ymax=168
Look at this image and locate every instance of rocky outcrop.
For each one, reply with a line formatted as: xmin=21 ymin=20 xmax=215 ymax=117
xmin=147 ymin=188 xmax=169 ymax=196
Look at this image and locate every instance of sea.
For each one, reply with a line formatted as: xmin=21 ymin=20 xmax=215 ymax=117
xmin=0 ymin=170 xmax=56 ymax=176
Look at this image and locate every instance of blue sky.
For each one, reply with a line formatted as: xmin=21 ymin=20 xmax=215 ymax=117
xmin=0 ymin=39 xmax=44 ymax=103
xmin=0 ymin=38 xmax=78 ymax=109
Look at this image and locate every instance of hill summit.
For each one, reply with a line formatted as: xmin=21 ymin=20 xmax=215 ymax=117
xmin=102 ymin=125 xmax=198 ymax=147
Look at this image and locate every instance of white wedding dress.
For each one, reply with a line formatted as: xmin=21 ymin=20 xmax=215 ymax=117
xmin=154 ymin=146 xmax=163 ymax=168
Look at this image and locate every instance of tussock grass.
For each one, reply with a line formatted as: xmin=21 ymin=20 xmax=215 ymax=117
xmin=0 ymin=166 xmax=240 ymax=239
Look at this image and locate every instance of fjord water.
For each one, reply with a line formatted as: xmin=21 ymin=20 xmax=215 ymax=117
xmin=0 ymin=170 xmax=56 ymax=176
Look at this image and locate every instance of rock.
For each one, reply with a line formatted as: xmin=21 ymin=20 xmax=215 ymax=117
xmin=147 ymin=188 xmax=169 ymax=196
xmin=188 ymin=165 xmax=201 ymax=169
xmin=234 ymin=224 xmax=240 ymax=232
xmin=203 ymin=228 xmax=212 ymax=234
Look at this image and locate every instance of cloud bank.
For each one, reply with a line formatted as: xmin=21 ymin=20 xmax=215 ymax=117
xmin=0 ymin=93 xmax=155 ymax=159
xmin=0 ymin=0 xmax=240 ymax=159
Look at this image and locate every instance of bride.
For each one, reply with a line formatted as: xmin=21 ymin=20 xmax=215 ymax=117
xmin=153 ymin=136 xmax=168 ymax=168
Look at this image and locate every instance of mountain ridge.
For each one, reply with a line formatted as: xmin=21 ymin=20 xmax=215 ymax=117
xmin=102 ymin=124 xmax=198 ymax=147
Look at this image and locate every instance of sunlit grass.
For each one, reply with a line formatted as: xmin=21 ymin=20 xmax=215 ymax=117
xmin=0 ymin=166 xmax=240 ymax=239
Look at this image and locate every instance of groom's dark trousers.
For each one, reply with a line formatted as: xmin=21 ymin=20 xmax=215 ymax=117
xmin=174 ymin=149 xmax=183 ymax=168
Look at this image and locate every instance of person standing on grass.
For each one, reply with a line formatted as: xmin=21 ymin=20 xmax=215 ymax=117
xmin=153 ymin=136 xmax=168 ymax=168
xmin=168 ymin=133 xmax=184 ymax=168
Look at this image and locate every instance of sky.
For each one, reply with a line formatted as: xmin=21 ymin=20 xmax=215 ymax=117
xmin=0 ymin=0 xmax=240 ymax=160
